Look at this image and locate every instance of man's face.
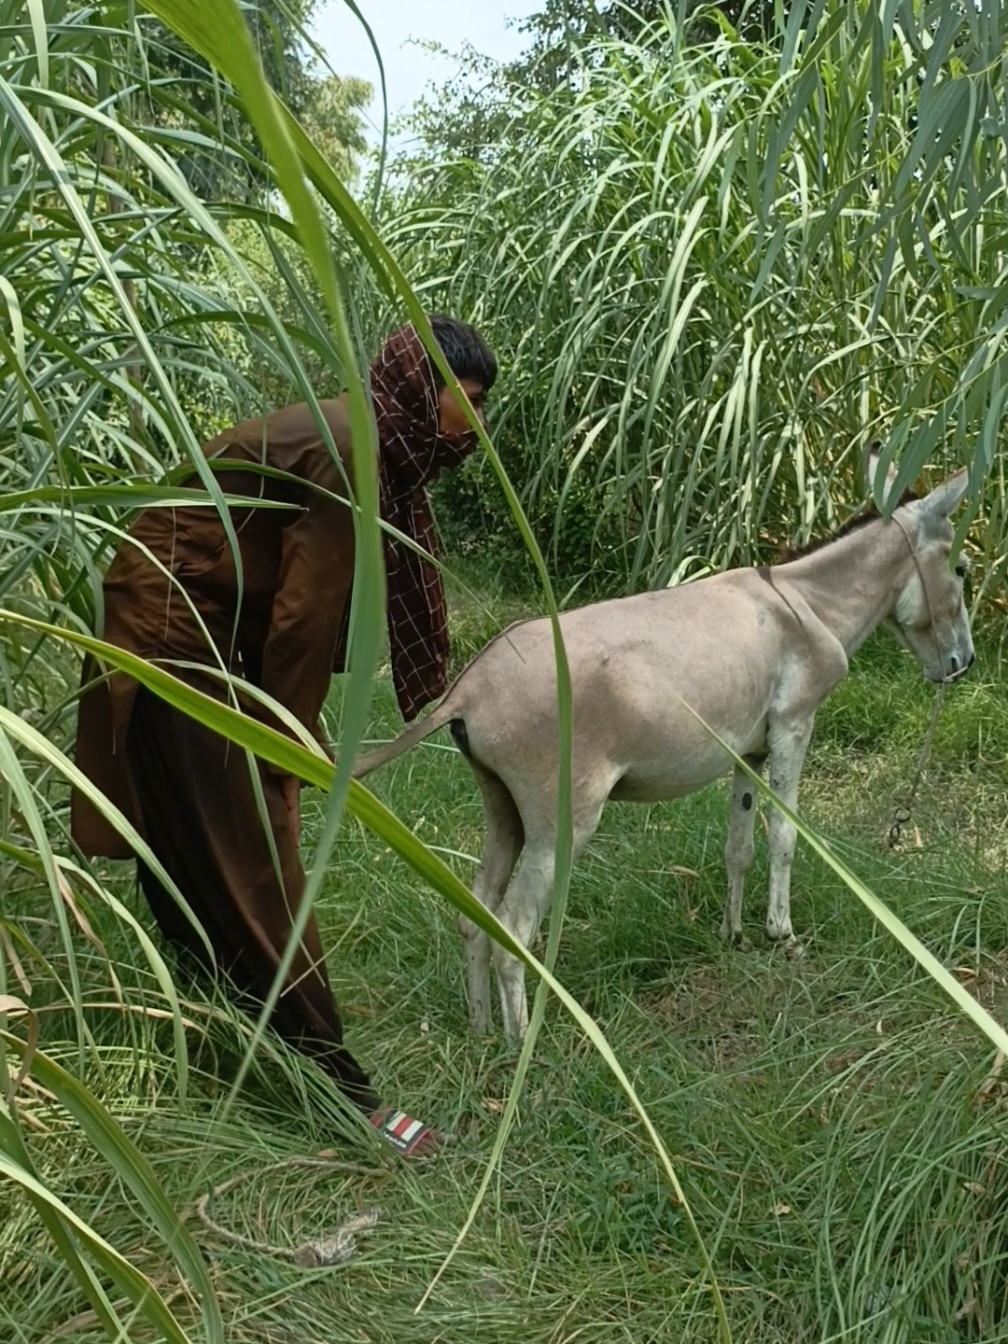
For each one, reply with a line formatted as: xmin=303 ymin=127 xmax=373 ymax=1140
xmin=437 ymin=377 xmax=486 ymax=435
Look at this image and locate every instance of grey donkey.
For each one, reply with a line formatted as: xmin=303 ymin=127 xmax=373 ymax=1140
xmin=354 ymin=452 xmax=974 ymax=1039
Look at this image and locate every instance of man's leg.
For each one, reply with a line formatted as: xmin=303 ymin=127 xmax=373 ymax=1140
xmin=127 ymin=687 xmax=379 ymax=1109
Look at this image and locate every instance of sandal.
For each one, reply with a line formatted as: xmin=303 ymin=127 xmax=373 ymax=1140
xmin=369 ymin=1106 xmax=445 ymax=1159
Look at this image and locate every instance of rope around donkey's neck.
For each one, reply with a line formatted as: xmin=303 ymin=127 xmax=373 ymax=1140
xmin=888 ymin=682 xmax=946 ymax=849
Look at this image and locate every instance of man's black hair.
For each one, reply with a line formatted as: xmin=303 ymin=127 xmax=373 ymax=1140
xmin=429 ymin=315 xmax=497 ymax=393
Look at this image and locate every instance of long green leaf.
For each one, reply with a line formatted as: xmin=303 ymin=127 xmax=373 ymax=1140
xmin=669 ymin=690 xmax=1008 ymax=1057
xmin=0 ymin=1135 xmax=196 ymax=1344
xmin=0 ymin=609 xmax=728 ymax=1336
xmin=1 ymin=1031 xmax=223 ymax=1343
xmin=140 ymin=0 xmax=388 ymax=1119
xmin=0 ymin=1102 xmax=128 ymax=1342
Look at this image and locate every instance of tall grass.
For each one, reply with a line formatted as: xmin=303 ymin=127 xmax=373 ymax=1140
xmin=0 ymin=6 xmax=351 ymax=1337
xmin=378 ymin=1 xmax=1008 ymax=596
xmin=1 ymin=2 xmax=712 ymax=1337
xmin=8 ymin=588 xmax=1008 ymax=1342
xmin=3 ymin=2 xmax=1008 ymax=1341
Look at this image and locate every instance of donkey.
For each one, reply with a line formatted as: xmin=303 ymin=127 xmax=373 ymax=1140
xmin=354 ymin=453 xmax=974 ymax=1039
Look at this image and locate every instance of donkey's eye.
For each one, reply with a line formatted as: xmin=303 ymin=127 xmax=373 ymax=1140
xmin=955 ymin=562 xmax=968 ymax=579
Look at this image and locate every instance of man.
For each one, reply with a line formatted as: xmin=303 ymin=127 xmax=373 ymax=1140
xmin=71 ymin=316 xmax=497 ymax=1157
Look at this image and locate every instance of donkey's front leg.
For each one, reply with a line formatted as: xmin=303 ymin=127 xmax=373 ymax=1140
xmin=721 ymin=756 xmax=766 ymax=947
xmin=765 ymin=719 xmax=815 ymax=951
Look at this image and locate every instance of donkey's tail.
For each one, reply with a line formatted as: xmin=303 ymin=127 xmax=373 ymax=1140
xmin=351 ymin=698 xmax=461 ymax=779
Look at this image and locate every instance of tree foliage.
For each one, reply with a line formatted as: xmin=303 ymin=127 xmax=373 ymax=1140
xmin=102 ymin=0 xmax=370 ymax=199
xmin=379 ymin=1 xmax=1008 ymax=602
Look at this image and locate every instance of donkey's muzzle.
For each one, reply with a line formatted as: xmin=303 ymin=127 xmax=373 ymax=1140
xmin=942 ymin=651 xmax=975 ymax=683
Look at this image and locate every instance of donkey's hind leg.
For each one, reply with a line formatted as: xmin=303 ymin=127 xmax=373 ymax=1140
xmin=461 ymin=765 xmax=524 ymax=1035
xmin=721 ymin=756 xmax=765 ymax=947
xmin=491 ymin=799 xmax=606 ymax=1041
xmin=490 ymin=834 xmax=557 ymax=1041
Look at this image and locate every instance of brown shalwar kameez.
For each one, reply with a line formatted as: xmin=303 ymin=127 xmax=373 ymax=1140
xmin=71 ymin=326 xmax=479 ymax=1113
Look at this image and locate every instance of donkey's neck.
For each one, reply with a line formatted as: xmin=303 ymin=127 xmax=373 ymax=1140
xmin=771 ymin=517 xmax=913 ymax=657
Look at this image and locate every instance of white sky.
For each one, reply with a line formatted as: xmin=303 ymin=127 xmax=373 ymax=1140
xmin=309 ymin=0 xmax=541 ymax=150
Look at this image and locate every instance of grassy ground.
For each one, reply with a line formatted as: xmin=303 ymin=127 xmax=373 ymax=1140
xmin=5 ymin=566 xmax=1008 ymax=1343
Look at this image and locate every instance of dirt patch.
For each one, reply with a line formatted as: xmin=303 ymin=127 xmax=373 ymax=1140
xmin=639 ymin=961 xmax=776 ymax=1070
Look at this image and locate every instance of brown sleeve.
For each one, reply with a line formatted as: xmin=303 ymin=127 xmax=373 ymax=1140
xmin=259 ymin=424 xmax=358 ymax=750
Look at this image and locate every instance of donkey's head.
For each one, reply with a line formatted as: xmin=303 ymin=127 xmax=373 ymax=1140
xmin=866 ymin=448 xmax=974 ymax=684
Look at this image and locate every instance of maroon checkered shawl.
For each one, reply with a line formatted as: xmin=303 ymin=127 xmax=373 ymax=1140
xmin=333 ymin=324 xmax=479 ymax=721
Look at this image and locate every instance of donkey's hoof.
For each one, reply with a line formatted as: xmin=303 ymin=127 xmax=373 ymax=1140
xmin=721 ymin=928 xmax=752 ymax=951
xmin=783 ymin=937 xmax=805 ymax=961
xmin=765 ymin=921 xmax=794 ymax=944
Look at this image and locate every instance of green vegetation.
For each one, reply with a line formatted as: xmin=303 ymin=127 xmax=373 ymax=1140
xmin=7 ymin=577 xmax=1008 ymax=1342
xmin=3 ymin=1 xmax=1008 ymax=1340
xmin=379 ymin=4 xmax=1008 ymax=596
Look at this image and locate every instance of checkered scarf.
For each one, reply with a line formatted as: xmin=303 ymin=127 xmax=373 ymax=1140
xmin=333 ymin=324 xmax=479 ymax=721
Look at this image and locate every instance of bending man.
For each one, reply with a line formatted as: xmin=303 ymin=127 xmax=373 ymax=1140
xmin=71 ymin=317 xmax=497 ymax=1156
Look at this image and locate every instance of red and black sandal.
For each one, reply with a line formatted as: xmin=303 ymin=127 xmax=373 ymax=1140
xmin=369 ymin=1107 xmax=444 ymax=1159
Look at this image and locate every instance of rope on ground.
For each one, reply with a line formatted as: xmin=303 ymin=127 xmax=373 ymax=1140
xmin=193 ymin=1156 xmax=384 ymax=1268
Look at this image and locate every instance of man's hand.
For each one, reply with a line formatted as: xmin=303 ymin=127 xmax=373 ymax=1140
xmin=282 ymin=775 xmax=302 ymax=848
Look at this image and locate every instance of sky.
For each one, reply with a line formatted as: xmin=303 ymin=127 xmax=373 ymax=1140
xmin=309 ymin=0 xmax=542 ymax=149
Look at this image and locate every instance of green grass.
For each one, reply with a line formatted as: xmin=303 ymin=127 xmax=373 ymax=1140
xmin=5 ymin=572 xmax=1008 ymax=1343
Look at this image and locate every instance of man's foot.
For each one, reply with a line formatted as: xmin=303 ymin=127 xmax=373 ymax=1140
xmin=369 ymin=1106 xmax=447 ymax=1159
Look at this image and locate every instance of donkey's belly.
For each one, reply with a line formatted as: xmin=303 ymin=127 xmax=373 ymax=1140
xmin=608 ymin=747 xmax=737 ymax=803
xmin=606 ymin=714 xmax=768 ymax=804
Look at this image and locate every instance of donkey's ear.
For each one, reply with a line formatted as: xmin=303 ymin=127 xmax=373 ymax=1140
xmin=863 ymin=441 xmax=898 ymax=504
xmin=920 ymin=467 xmax=969 ymax=522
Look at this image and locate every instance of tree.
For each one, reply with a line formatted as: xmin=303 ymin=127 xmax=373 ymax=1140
xmin=301 ymin=72 xmax=372 ymax=181
xmin=106 ymin=0 xmax=370 ymax=200
xmin=377 ymin=2 xmax=1008 ymax=600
